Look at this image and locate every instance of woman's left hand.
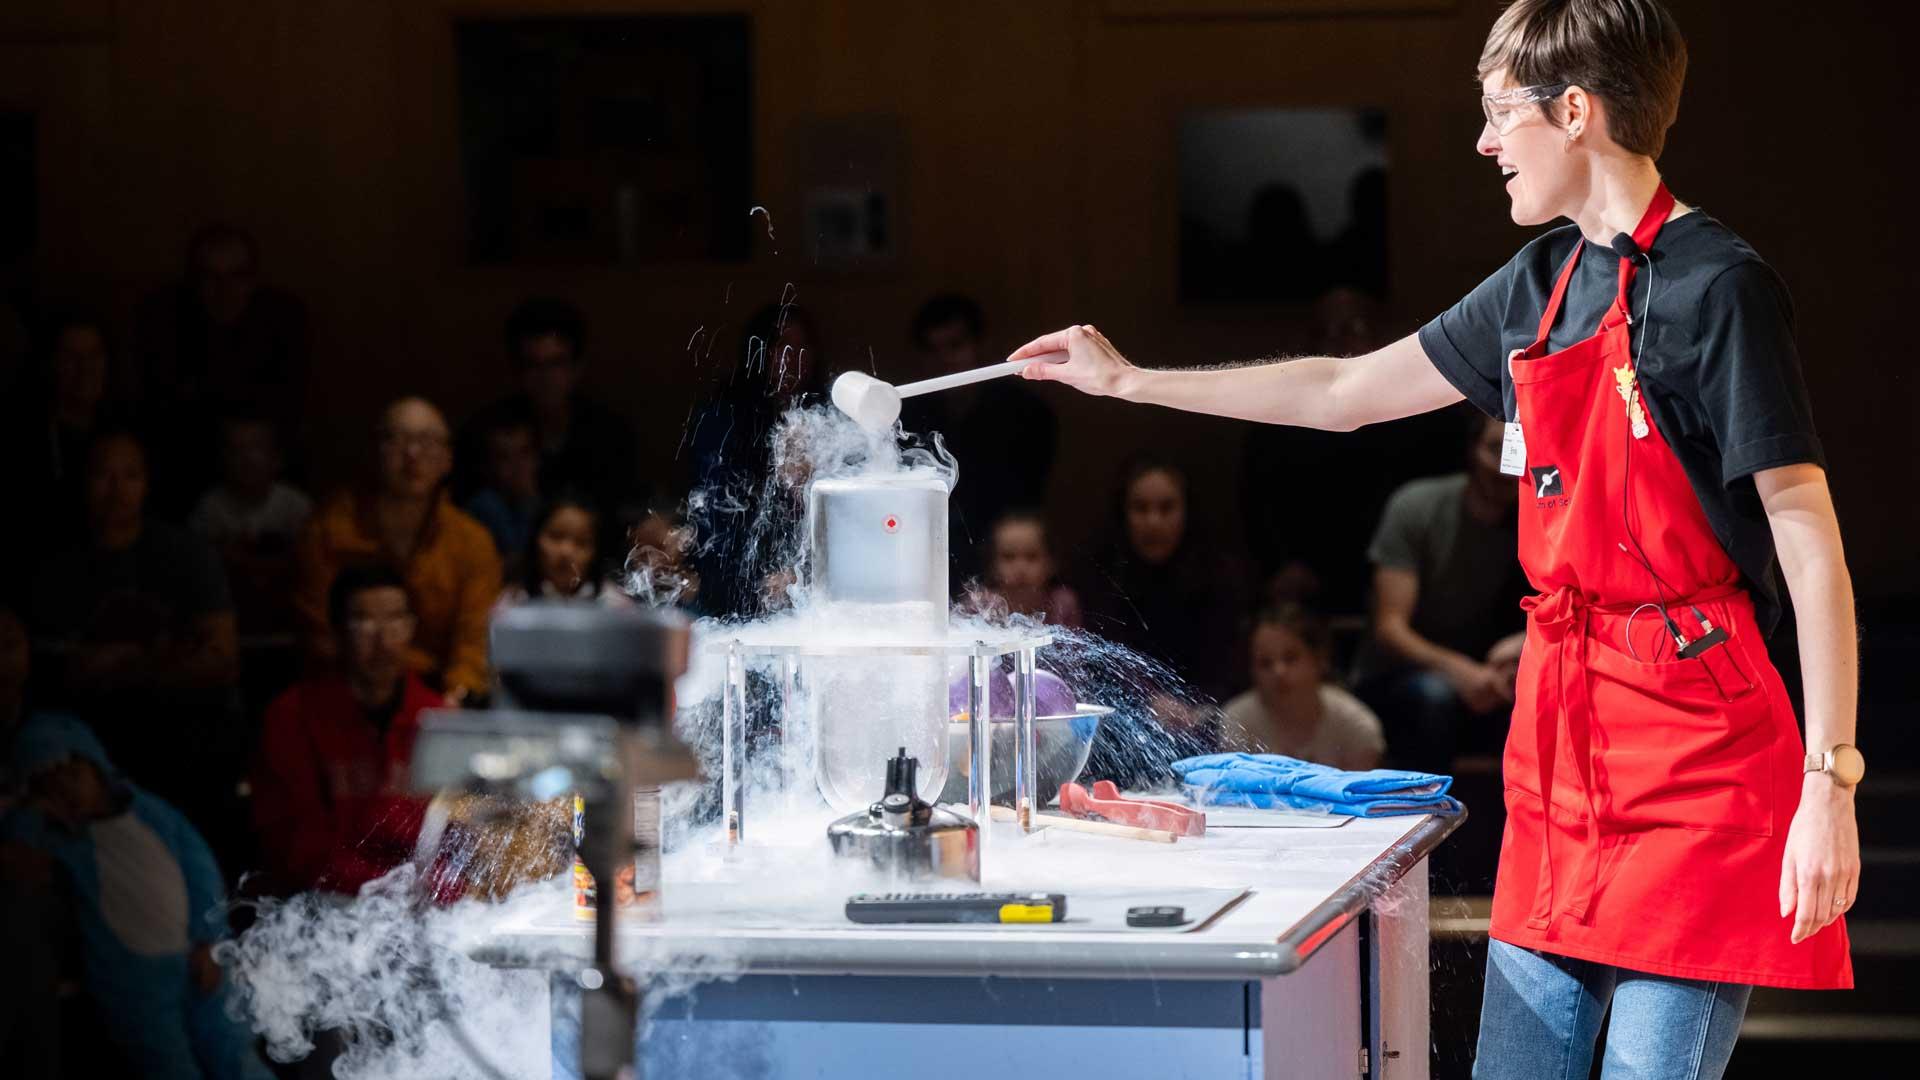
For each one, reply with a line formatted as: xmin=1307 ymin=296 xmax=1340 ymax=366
xmin=1779 ymin=774 xmax=1860 ymax=944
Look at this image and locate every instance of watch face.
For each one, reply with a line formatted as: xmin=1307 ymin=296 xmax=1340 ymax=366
xmin=1833 ymin=745 xmax=1867 ymax=787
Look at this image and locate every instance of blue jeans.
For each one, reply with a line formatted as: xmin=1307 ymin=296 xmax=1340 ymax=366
xmin=1475 ymin=939 xmax=1752 ymax=1080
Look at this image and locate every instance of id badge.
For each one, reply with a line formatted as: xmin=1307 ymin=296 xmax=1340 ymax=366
xmin=1499 ymin=421 xmax=1527 ymax=477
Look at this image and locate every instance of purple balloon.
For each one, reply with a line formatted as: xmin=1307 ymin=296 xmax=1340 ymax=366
xmin=948 ymin=667 xmax=1075 ymax=719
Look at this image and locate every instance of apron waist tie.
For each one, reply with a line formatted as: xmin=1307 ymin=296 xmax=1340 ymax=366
xmin=1520 ymin=586 xmax=1602 ymax=931
xmin=1517 ymin=582 xmax=1746 ymax=933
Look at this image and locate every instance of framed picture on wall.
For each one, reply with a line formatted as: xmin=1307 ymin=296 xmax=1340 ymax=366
xmin=1177 ymin=107 xmax=1388 ymax=304
xmin=454 ymin=15 xmax=753 ymax=265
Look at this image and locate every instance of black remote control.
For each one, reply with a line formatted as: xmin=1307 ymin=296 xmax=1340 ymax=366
xmin=846 ymin=892 xmax=1068 ymax=924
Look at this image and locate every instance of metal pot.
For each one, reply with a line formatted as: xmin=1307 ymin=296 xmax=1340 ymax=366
xmin=937 ymin=704 xmax=1110 ymax=806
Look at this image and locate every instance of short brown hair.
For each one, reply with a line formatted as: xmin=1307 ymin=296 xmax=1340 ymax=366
xmin=1251 ymin=602 xmax=1332 ymax=656
xmin=1478 ymin=0 xmax=1687 ymax=158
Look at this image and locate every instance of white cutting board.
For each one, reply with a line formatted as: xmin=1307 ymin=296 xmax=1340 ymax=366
xmin=1199 ymin=806 xmax=1350 ymax=829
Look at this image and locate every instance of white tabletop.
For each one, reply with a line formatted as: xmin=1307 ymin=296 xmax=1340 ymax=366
xmin=474 ymin=810 xmax=1456 ymax=980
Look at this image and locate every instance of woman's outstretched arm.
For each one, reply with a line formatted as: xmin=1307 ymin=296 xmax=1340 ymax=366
xmin=1008 ymin=324 xmax=1464 ymax=431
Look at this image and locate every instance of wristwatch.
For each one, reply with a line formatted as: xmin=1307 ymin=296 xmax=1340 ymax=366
xmin=1804 ymin=744 xmax=1866 ymax=788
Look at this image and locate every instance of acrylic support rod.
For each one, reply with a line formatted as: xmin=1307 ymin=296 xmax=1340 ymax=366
xmin=968 ymin=651 xmax=993 ymax=871
xmin=1013 ymin=647 xmax=1039 ymax=832
xmin=780 ymin=654 xmax=799 ymax=788
xmin=723 ymin=644 xmax=746 ymax=847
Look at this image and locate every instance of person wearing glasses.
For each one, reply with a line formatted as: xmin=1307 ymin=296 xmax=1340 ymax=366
xmin=293 ymin=398 xmax=501 ymax=704
xmin=1008 ymin=2 xmax=1856 ymax=1076
xmin=253 ymin=562 xmax=442 ymax=898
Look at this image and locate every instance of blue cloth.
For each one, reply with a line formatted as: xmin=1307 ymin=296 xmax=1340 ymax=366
xmin=1172 ymin=752 xmax=1462 ymax=817
xmin=5 ymin=713 xmax=272 ymax=1080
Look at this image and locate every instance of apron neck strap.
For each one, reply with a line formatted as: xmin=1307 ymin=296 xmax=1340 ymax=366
xmin=1610 ymin=181 xmax=1675 ymax=321
xmin=1530 ymin=181 xmax=1676 ymax=346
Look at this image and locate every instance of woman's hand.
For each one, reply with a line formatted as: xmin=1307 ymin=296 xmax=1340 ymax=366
xmin=1007 ymin=325 xmax=1135 ymax=398
xmin=1779 ymin=773 xmax=1860 ymax=944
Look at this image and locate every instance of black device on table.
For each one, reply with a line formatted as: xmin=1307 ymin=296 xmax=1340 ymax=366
xmin=846 ymin=892 xmax=1068 ymax=924
xmin=1126 ymin=905 xmax=1189 ymax=927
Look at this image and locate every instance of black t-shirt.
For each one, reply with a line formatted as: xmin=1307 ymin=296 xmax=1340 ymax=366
xmin=1417 ymin=211 xmax=1824 ymax=636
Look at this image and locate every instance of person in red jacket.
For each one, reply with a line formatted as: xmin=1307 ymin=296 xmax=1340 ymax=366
xmin=251 ymin=562 xmax=442 ymax=897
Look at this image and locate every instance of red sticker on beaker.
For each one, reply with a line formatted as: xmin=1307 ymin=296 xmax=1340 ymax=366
xmin=883 ymin=515 xmax=900 ymax=533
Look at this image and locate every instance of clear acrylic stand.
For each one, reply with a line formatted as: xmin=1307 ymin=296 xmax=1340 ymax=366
xmin=709 ymin=630 xmax=1053 ymax=871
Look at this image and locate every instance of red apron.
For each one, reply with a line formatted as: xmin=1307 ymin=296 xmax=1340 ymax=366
xmin=1489 ymin=184 xmax=1852 ymax=989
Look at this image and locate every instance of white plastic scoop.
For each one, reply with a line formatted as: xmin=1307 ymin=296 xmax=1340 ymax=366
xmin=831 ymin=352 xmax=1067 ymax=432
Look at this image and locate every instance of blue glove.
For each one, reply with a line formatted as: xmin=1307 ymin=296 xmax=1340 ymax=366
xmin=1174 ymin=753 xmax=1462 ymax=817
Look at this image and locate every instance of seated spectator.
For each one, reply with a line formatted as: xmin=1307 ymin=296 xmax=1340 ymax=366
xmin=0 ymin=606 xmax=61 ymax=1080
xmin=687 ymin=302 xmax=829 ymax=618
xmin=456 ymin=298 xmax=638 ymax=534
xmin=134 ymin=223 xmax=311 ymax=517
xmin=1352 ymin=411 xmax=1530 ymax=771
xmin=1 ymin=312 xmax=122 ymax=551
xmin=189 ymin=413 xmax=313 ymax=635
xmin=1219 ymin=604 xmax=1385 ymax=771
xmin=1074 ymin=457 xmax=1246 ymax=788
xmin=625 ymin=499 xmax=702 ymax=612
xmin=295 ymin=397 xmax=501 ymax=704
xmin=4 ymin=713 xmax=274 ymax=1080
xmin=1240 ymin=289 xmax=1463 ymax=613
xmin=0 ymin=615 xmax=53 ymax=1080
xmin=27 ymin=430 xmax=241 ymax=838
xmin=462 ymin=417 xmax=542 ymax=571
xmin=1076 ymin=457 xmax=1245 ymax=705
xmin=973 ymin=511 xmax=1082 ymax=628
xmin=898 ymin=294 xmax=1057 ymax=585
xmin=497 ymin=495 xmax=630 ymax=609
xmin=252 ymin=563 xmax=442 ymax=897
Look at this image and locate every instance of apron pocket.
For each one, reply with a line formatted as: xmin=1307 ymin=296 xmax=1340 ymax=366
xmin=1583 ymin=633 xmax=1775 ymax=837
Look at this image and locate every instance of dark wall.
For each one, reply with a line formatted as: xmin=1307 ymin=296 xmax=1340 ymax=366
xmin=4 ymin=0 xmax=1913 ymax=592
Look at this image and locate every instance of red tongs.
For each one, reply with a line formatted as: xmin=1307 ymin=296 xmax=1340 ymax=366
xmin=1058 ymin=780 xmax=1207 ymax=837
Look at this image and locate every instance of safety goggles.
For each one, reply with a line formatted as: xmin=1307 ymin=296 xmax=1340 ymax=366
xmin=1481 ymin=83 xmax=1570 ymax=134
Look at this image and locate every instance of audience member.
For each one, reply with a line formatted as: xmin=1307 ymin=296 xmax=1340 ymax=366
xmin=626 ymin=499 xmax=702 ymax=612
xmin=1239 ymin=287 xmax=1464 ymax=613
xmin=0 ymin=607 xmax=60 ymax=1080
xmin=2 ymin=312 xmax=123 ymax=559
xmin=899 ymin=294 xmax=1057 ymax=586
xmin=974 ymin=511 xmax=1081 ymax=628
xmin=1075 ymin=458 xmax=1247 ymax=788
xmin=188 ymin=413 xmax=313 ymax=636
xmin=687 ymin=302 xmax=828 ymax=618
xmin=497 ymin=495 xmax=630 ymax=609
xmin=1077 ymin=457 xmax=1245 ymax=705
xmin=456 ymin=298 xmax=638 ymax=530
xmin=26 ymin=430 xmax=242 ymax=839
xmin=1219 ymin=604 xmax=1385 ymax=771
xmin=1352 ymin=411 xmax=1530 ymax=770
xmin=252 ymin=563 xmax=442 ymax=897
xmin=462 ymin=417 xmax=542 ymax=571
xmin=294 ymin=397 xmax=501 ymax=704
xmin=134 ymin=223 xmax=311 ymax=516
xmin=4 ymin=713 xmax=274 ymax=1080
